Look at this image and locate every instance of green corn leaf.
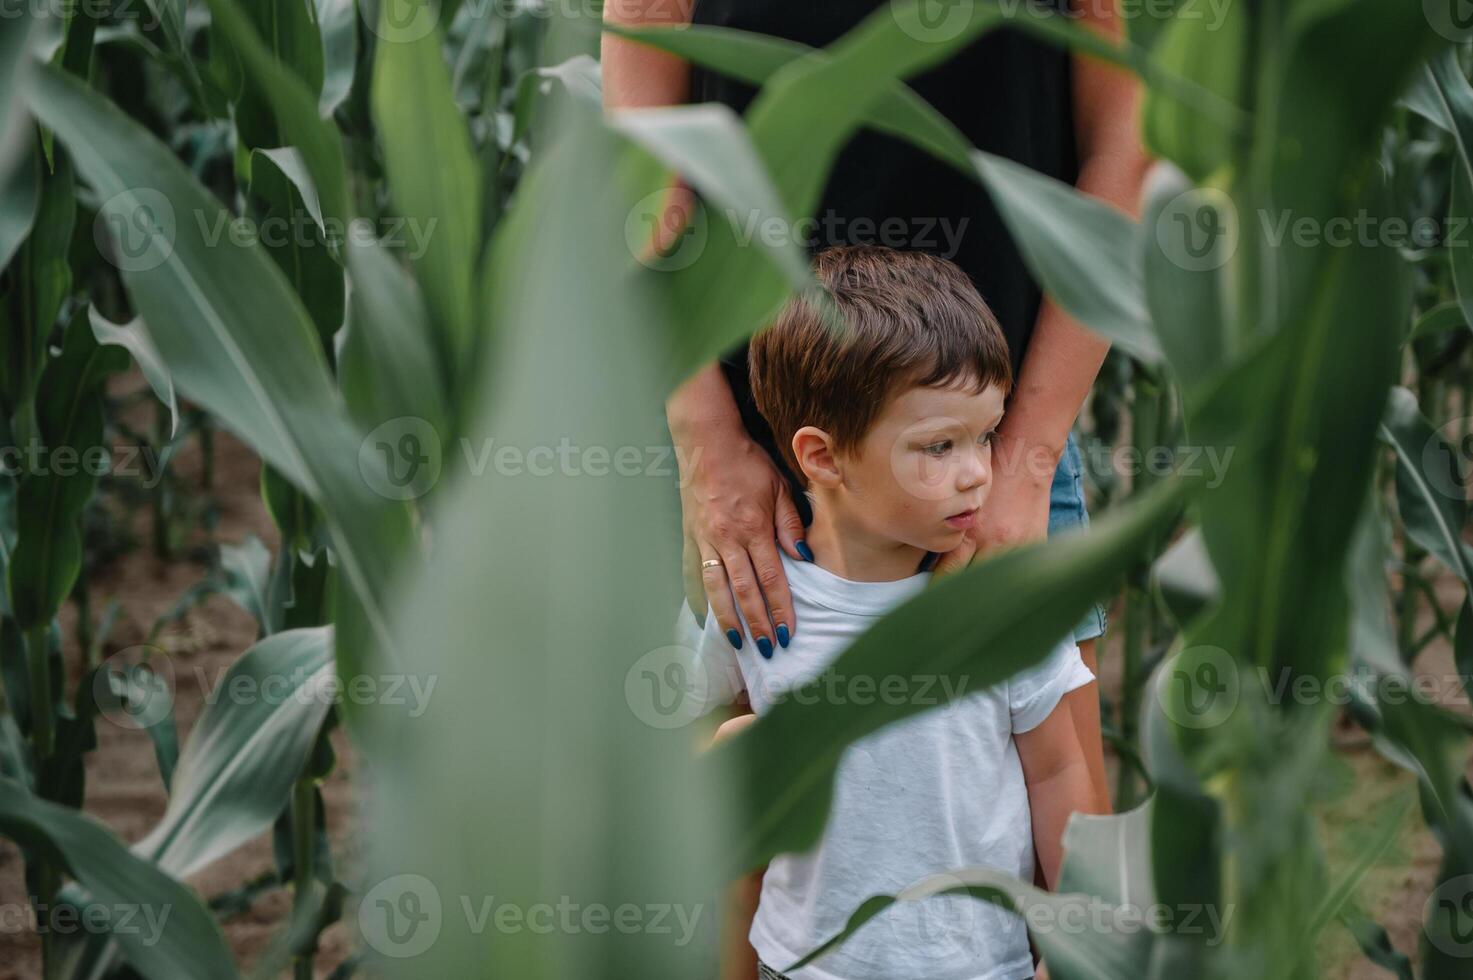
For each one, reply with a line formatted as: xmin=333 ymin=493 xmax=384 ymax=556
xmin=1140 ymin=0 xmax=1246 ymax=182
xmin=218 ymin=535 xmax=274 ymax=635
xmin=1141 ymin=161 xmax=1234 ymax=388
xmin=601 ymin=21 xmax=978 ymax=175
xmin=0 ymin=13 xmax=37 ymax=180
xmin=339 ymin=237 xmax=451 ymax=439
xmin=712 ymin=476 xmax=1188 ymax=876
xmin=27 ymin=64 xmax=415 ymax=660
xmin=1345 ymin=504 xmax=1473 ymax=979
xmin=1425 ymin=51 xmax=1473 ymax=337
xmin=972 ymin=149 xmax=1159 ymax=366
xmin=315 ymin=0 xmax=356 ymax=117
xmin=1338 ymin=913 xmax=1414 ymax=980
xmin=372 ymin=0 xmax=482 ymax=392
xmin=231 ymin=0 xmax=325 ymax=149
xmin=1260 ymin=0 xmax=1445 ymax=332
xmin=0 ymin=777 xmax=237 ymax=979
xmin=89 ymin=306 xmax=178 ymax=437
xmin=608 ymin=4 xmax=1162 ymax=380
xmin=785 ymin=861 xmax=1155 ymax=980
xmin=135 ymin=628 xmax=335 ymax=877
xmin=202 ymin=0 xmax=350 ymax=231
xmin=248 ymin=146 xmax=345 ymax=351
xmin=62 ymin=628 xmax=336 ymax=979
xmin=1151 ymin=528 xmax=1220 ymax=629
xmin=1407 ymin=301 xmax=1467 ymax=343
xmin=7 ymin=311 xmax=127 ymax=630
xmin=0 ymin=134 xmax=38 ymax=271
xmin=364 ymin=96 xmax=720 ymax=978
xmin=606 ymin=102 xmax=813 ymax=292
xmin=1380 ymin=386 xmax=1473 ymax=590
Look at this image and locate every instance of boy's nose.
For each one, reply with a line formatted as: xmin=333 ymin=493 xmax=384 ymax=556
xmin=957 ymin=448 xmax=991 ymax=491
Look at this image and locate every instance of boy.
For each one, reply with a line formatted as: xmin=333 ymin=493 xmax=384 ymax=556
xmin=689 ymin=245 xmax=1097 ymax=980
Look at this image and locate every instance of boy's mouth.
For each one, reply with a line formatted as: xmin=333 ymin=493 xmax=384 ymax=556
xmin=944 ymin=508 xmax=978 ymax=530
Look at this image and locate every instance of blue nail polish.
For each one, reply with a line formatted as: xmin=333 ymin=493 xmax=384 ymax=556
xmin=757 ymin=636 xmax=774 ymax=659
xmin=726 ymin=629 xmax=743 ymax=651
xmin=776 ymin=624 xmax=790 ymax=648
xmin=797 ymin=540 xmax=815 ymax=562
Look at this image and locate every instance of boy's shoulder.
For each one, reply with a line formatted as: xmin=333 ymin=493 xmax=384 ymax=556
xmin=776 ymin=552 xmax=931 ymax=623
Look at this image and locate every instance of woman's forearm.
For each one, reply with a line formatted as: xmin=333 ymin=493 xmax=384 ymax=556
xmin=601 ymin=2 xmax=745 ymax=437
xmin=668 ymin=363 xmax=747 ymax=443
xmin=1000 ymin=302 xmax=1111 ymax=465
xmin=601 ymin=0 xmax=695 ymax=110
xmin=1003 ymin=161 xmax=1142 ymax=463
xmin=999 ymin=0 xmax=1149 ymax=461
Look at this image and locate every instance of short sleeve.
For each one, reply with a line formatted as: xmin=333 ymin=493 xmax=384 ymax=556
xmin=1008 ymin=637 xmax=1095 ymax=733
xmin=671 ymin=600 xmax=746 ymax=716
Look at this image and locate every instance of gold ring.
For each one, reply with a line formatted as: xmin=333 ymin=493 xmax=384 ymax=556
xmin=701 ymin=559 xmax=723 ymax=569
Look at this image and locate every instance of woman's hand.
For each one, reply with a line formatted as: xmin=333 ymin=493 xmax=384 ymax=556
xmin=932 ymin=429 xmax=1056 ymax=577
xmin=673 ymin=406 xmax=807 ymax=657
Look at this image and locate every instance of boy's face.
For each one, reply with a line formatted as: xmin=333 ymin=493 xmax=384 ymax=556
xmin=836 ymin=379 xmax=1008 ymax=555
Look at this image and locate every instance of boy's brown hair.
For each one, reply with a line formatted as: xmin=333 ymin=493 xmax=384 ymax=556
xmin=750 ymin=244 xmax=1013 ymax=487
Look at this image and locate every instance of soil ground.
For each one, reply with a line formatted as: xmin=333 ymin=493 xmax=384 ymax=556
xmin=0 ymin=374 xmax=358 ymax=978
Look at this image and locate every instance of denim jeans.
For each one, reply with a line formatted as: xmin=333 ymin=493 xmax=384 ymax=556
xmin=1047 ymin=430 xmax=1108 ymax=643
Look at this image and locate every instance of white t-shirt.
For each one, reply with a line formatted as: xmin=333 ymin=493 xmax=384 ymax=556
xmin=680 ymin=552 xmax=1094 ymax=980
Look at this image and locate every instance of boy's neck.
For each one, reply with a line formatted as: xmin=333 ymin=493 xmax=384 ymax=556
xmin=803 ymin=500 xmax=929 ymax=583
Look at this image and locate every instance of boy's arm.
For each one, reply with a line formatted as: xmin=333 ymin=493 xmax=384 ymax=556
xmin=1016 ymin=700 xmax=1103 ymax=888
xmin=707 ymin=709 xmax=763 ymax=980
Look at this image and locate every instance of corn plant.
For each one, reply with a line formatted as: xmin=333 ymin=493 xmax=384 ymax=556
xmin=1 ymin=1 xmax=1473 ymax=978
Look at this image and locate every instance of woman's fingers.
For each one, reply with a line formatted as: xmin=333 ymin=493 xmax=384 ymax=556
xmin=772 ymin=484 xmax=810 ymax=564
xmin=698 ymin=541 xmax=745 ymax=652
xmin=748 ymin=537 xmax=795 ymax=650
xmin=930 ymin=530 xmax=979 ymax=578
xmin=681 ymin=533 xmax=708 ymax=624
xmin=719 ymin=546 xmax=779 ymax=659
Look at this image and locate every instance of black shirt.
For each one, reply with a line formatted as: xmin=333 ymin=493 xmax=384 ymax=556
xmin=688 ymin=0 xmax=1079 ymax=507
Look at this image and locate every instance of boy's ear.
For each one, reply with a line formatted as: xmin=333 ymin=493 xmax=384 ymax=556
xmin=793 ymin=426 xmax=842 ymax=488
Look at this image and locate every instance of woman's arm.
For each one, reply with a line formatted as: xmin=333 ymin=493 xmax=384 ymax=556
xmin=601 ymin=0 xmax=695 ymax=109
xmin=937 ymin=0 xmax=1150 ymax=567
xmin=994 ymin=0 xmax=1150 ymax=500
xmin=935 ymin=0 xmax=1149 ymax=816
xmin=602 ymin=1 xmax=807 ymax=653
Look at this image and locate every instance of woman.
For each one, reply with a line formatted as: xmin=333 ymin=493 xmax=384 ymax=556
xmin=603 ymin=0 xmax=1145 ymax=823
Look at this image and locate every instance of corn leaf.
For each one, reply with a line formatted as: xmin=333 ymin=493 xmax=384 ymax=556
xmin=0 ymin=778 xmax=237 ymax=979
xmin=27 ymin=65 xmax=414 ymax=656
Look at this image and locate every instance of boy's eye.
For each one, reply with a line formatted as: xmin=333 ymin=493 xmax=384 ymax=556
xmin=921 ymin=440 xmax=952 ymax=458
